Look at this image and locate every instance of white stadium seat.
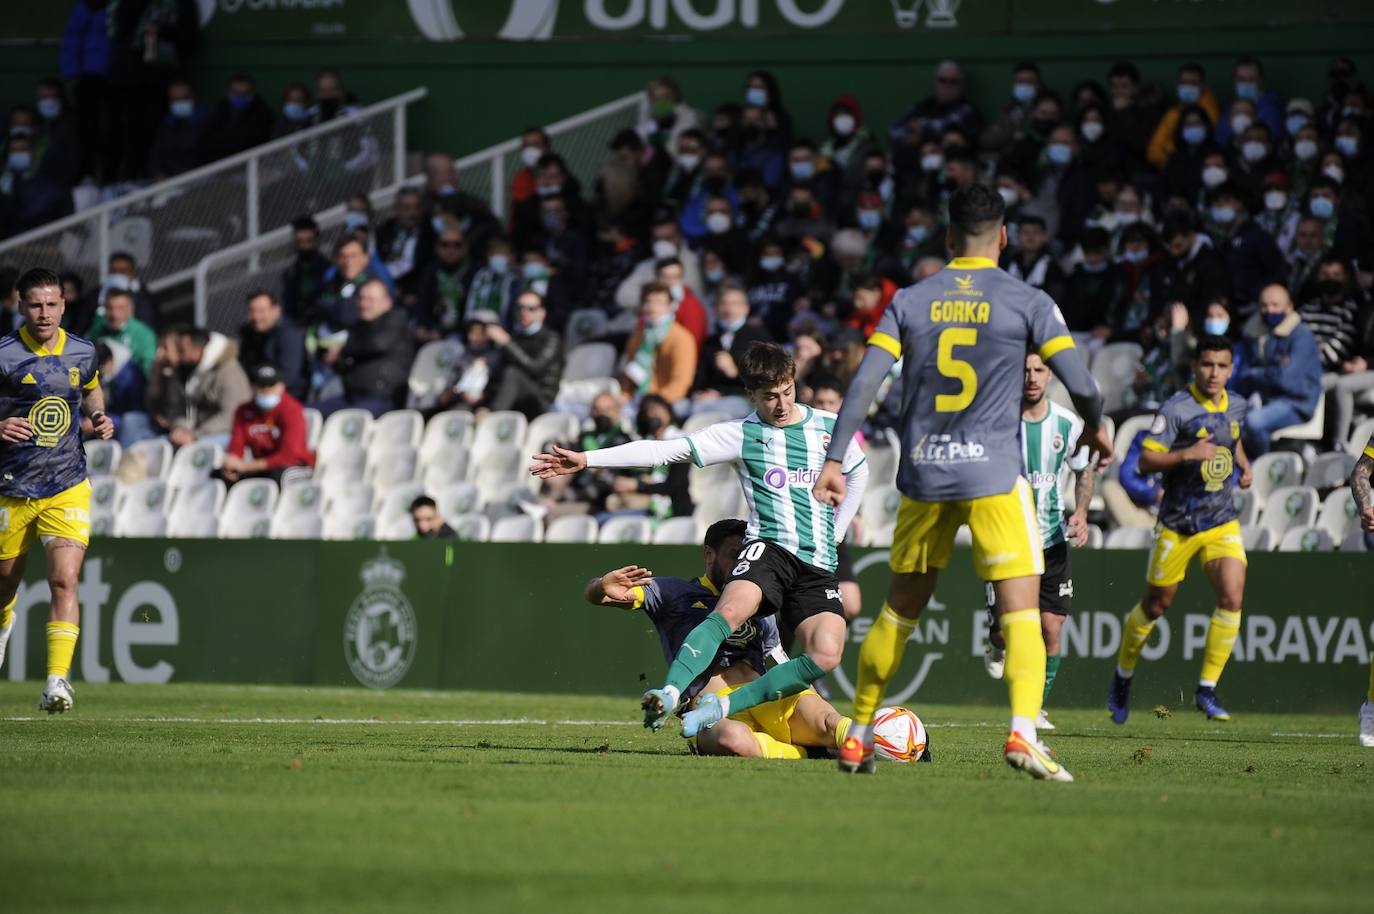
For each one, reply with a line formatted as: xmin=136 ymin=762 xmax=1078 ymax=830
xmin=562 ymin=343 xmax=618 ymax=382
xmin=366 ymin=446 xmax=420 ymax=493
xmin=1317 ymin=487 xmax=1361 ymax=544
xmin=555 ymin=377 xmax=620 ymax=411
xmin=1089 ymin=342 xmax=1142 ymax=415
xmin=859 ymin=484 xmax=902 ymax=547
xmin=1260 ymin=485 xmax=1320 ymax=541
xmin=1250 ymin=452 xmax=1304 ymax=502
xmin=322 ymin=511 xmax=375 ymax=541
xmin=165 ymin=479 xmax=226 ymax=538
xmin=369 ymin=409 xmax=424 ymax=453
xmin=1232 ymin=487 xmax=1260 ymax=528
xmin=1112 ymin=413 xmax=1155 ymax=464
xmin=471 ymin=411 xmax=528 ymax=464
xmin=114 ymin=479 xmax=168 ymax=537
xmin=166 ymin=440 xmax=222 ymax=495
xmin=377 ymin=515 xmax=418 ymax=541
xmin=421 ymin=451 xmax=469 ymax=492
xmin=543 ymin=514 xmax=599 ymax=544
xmin=219 ymin=478 xmax=279 ymax=539
xmin=121 ymin=437 xmax=173 ymax=482
xmin=683 ymin=411 xmax=730 ymax=436
xmin=374 ymin=482 xmax=427 ymax=530
xmin=490 ymin=514 xmax=541 ymax=543
xmin=524 ymin=411 xmax=580 ymax=454
xmin=1241 ymin=525 xmax=1274 ymax=552
xmin=1339 ymin=530 xmax=1368 ymax=552
xmin=90 ymin=476 xmax=119 ymax=536
xmin=1348 ymin=416 xmax=1374 ymax=455
xmin=1302 ymin=451 xmax=1355 ymax=492
xmin=471 ymin=443 xmax=527 ymax=499
xmin=421 ymin=411 xmax=476 ymax=467
xmin=598 ymin=515 xmax=652 ymax=544
xmin=1278 ymin=525 xmax=1334 ymax=552
xmin=303 ymin=407 xmax=323 ymax=452
xmin=563 ymin=309 xmax=608 ymax=350
xmin=1085 ymin=524 xmax=1104 ymax=549
xmin=434 ymin=482 xmax=481 ymax=522
xmin=323 ymin=481 xmax=375 ymax=519
xmin=449 ymin=513 xmax=491 ymax=542
xmin=652 ymin=516 xmax=700 ymax=544
xmin=316 ymin=443 xmax=367 ymax=488
xmin=1272 ymin=396 xmax=1325 ymax=443
xmin=84 ymin=439 xmax=121 ymax=477
xmin=407 ymin=339 xmax=464 ymax=411
xmin=317 ymin=409 xmax=374 ymax=464
xmin=271 ymin=482 xmax=324 ymax=539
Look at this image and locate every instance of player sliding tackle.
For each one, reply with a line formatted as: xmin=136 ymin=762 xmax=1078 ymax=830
xmin=532 ymin=342 xmax=868 ymax=738
xmin=813 ymin=184 xmax=1111 ymax=781
xmin=0 ymin=268 xmax=115 ymax=713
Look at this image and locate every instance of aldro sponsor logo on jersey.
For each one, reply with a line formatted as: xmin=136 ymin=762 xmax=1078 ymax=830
xmin=763 ymin=466 xmax=822 ymax=489
xmin=909 ymin=433 xmax=988 ymax=466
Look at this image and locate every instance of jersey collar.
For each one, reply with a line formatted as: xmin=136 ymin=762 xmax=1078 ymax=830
xmin=696 ymin=574 xmax=720 ymax=596
xmin=1188 ymin=382 xmax=1228 ymax=413
xmin=947 ymin=256 xmax=998 ymax=270
xmin=20 ymin=326 xmax=66 ymax=356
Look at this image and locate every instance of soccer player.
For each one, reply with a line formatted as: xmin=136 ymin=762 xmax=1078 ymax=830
xmin=0 ymin=268 xmax=114 ymax=713
xmin=815 ymin=184 xmax=1110 ymax=781
xmin=983 ymin=352 xmax=1094 ymax=732
xmin=1107 ymin=335 xmax=1251 ymax=724
xmin=1347 ymin=434 xmax=1374 ymax=748
xmin=532 ymin=342 xmax=868 ymax=738
xmin=584 ymin=519 xmax=855 ymax=760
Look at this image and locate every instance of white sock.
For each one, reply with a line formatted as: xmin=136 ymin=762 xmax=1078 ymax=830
xmin=715 ymin=693 xmax=731 ymax=718
xmin=662 ymin=685 xmax=681 ymax=709
xmin=1115 ymin=665 xmax=1134 ymax=680
xmin=847 ymin=722 xmax=871 ymax=745
xmin=1011 ymin=715 xmax=1038 ymax=744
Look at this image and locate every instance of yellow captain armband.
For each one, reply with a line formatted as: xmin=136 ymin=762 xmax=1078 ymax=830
xmin=83 ymin=371 xmax=100 ymax=390
xmin=867 ymin=331 xmax=901 ymax=359
xmin=1364 ymin=445 xmax=1374 ymax=460
xmin=1038 ymin=335 xmax=1075 ymax=361
xmin=626 ymin=585 xmax=646 ymax=612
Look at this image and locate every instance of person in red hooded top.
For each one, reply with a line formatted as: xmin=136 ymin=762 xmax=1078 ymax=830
xmin=843 ymin=272 xmax=897 ymax=340
xmin=219 ymin=363 xmax=315 ymax=485
xmin=655 ymin=257 xmax=708 ymax=349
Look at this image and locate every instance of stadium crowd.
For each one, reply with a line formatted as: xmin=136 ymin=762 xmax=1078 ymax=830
xmin=5 ymin=47 xmax=1374 ymax=535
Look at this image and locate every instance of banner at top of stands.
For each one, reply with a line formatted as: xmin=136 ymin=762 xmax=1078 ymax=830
xmin=9 ymin=0 xmax=1369 ymax=45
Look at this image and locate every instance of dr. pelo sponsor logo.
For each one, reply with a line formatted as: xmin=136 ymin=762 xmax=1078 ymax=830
xmin=764 ymin=467 xmax=821 ymax=488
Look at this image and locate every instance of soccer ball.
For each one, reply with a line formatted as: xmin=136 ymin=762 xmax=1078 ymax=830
xmin=872 ymin=706 xmax=929 ymax=763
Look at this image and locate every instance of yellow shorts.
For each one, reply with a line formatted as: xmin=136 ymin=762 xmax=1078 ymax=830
xmin=689 ymin=682 xmax=817 ymax=746
xmin=889 ymin=477 xmax=1044 ymax=581
xmin=0 ymin=479 xmax=92 ymax=560
xmin=1146 ymin=519 xmax=1246 ymax=587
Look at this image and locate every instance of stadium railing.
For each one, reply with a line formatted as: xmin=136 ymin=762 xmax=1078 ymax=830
xmin=0 ymin=87 xmax=429 ymax=300
xmin=192 ymin=91 xmax=642 ymax=332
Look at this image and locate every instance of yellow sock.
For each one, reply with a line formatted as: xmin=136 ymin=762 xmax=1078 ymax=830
xmin=834 ymin=716 xmax=853 ymax=750
xmin=1199 ymin=608 xmax=1242 ymax=687
xmin=852 ymin=604 xmax=917 ymax=725
xmin=46 ymin=621 xmax=79 ymax=678
xmin=750 ymin=731 xmax=807 ymax=760
xmin=1117 ymin=603 xmax=1156 ymax=676
xmin=0 ymin=592 xmax=14 ymax=628
xmin=1367 ymin=661 xmax=1374 ymax=704
xmin=1001 ymin=608 xmax=1046 ymax=725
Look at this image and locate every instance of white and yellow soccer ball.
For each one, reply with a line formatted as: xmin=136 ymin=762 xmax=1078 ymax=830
xmin=872 ymin=706 xmax=929 ymax=763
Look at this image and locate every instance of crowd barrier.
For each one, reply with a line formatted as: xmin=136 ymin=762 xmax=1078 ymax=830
xmin=5 ymin=540 xmax=1369 ymax=713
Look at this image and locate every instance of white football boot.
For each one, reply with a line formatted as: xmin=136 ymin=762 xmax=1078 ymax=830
xmin=1036 ymin=707 xmax=1056 ymax=731
xmin=1359 ymin=701 xmax=1374 ymax=748
xmin=39 ymin=676 xmax=75 ymax=715
xmin=0 ymin=611 xmax=13 ymax=671
xmin=984 ymin=643 xmax=1005 ymax=679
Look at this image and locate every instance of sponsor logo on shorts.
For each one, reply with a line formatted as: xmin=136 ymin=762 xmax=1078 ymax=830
xmin=981 ymin=551 xmax=1020 ymax=568
xmin=764 ymin=467 xmax=822 ymax=489
xmin=1059 ymin=580 xmax=1074 ymax=597
xmin=825 ymin=588 xmax=843 ymax=602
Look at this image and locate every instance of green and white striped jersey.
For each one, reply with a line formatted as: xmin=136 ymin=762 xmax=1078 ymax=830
xmin=686 ymin=405 xmax=866 ymax=573
xmin=1021 ymin=401 xmax=1090 ymax=549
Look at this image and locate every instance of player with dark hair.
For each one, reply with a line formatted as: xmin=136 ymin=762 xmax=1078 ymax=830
xmin=0 ymin=268 xmax=114 ymax=713
xmin=1108 ymin=335 xmax=1251 ymax=724
xmin=584 ymin=519 xmax=859 ymax=759
xmin=532 ymin=341 xmax=869 ymax=738
xmin=816 ymin=183 xmax=1110 ymax=780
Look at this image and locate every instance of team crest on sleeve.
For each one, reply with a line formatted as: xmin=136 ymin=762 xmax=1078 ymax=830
xmin=1230 ymin=420 xmax=1240 ymax=440
xmin=68 ymin=366 xmax=80 ymax=387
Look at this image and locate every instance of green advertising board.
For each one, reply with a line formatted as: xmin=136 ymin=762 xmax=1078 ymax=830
xmin=5 ymin=540 xmax=1370 ymax=716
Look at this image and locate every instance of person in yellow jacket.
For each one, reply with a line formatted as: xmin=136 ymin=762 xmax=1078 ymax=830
xmin=1147 ymin=63 xmax=1221 ymax=169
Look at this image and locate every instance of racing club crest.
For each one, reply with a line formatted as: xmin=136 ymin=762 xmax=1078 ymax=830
xmin=1051 ymin=433 xmax=1064 ymax=453
xmin=343 ymin=550 xmax=418 ymax=689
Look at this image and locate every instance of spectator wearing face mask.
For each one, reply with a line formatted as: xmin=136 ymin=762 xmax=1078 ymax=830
xmin=59 ymin=0 xmax=111 ymax=183
xmin=658 ymin=128 xmax=707 ymax=214
xmin=782 ymin=139 xmax=838 ymax=217
xmin=95 ymin=252 xmax=159 ymax=329
xmin=603 ymin=393 xmax=693 ymax=522
xmin=1114 ymin=223 xmax=1163 ymax=340
xmin=1255 ymin=174 xmax=1300 ymax=255
xmin=636 ymin=76 xmax=703 ymax=153
xmin=1203 ymin=184 xmax=1285 ymax=310
xmin=880 ymin=201 xmax=943 ymax=283
xmin=1031 ymin=123 xmax=1095 ymax=245
xmin=1148 ymin=62 xmax=1220 ymax=170
xmin=696 ymin=196 xmax=747 ymax=272
xmin=732 ymin=104 xmax=785 ymax=191
xmin=655 ymin=258 xmax=708 ymax=349
xmin=1304 ymin=177 xmax=1374 ymax=269
xmin=462 ymin=237 xmax=521 ymax=329
xmin=1061 ymin=228 xmax=1125 ymax=343
xmin=0 ymin=133 xmax=72 ymax=238
xmin=613 ymin=213 xmax=703 ymax=312
xmin=819 ymin=95 xmax=876 ymax=190
xmin=694 ymin=282 xmax=770 ymax=401
xmin=980 ymin=62 xmax=1042 ymax=158
xmin=1232 ymin=283 xmax=1323 ymax=456
xmin=89 ymin=289 xmax=156 ymax=377
xmin=1151 ymin=210 xmax=1232 ymax=316
xmin=620 ymin=282 xmax=696 ymax=404
xmin=147 ymin=79 xmax=205 ymax=180
xmin=480 ymin=290 xmax=563 ymax=419
xmin=512 ymin=153 xmax=589 ymax=254
xmin=742 ymin=71 xmax=793 ymax=146
xmin=511 ymin=127 xmax=551 ymax=209
xmin=423 ymin=152 xmax=500 ymax=253
xmin=1214 ymin=57 xmax=1286 ymax=147
xmin=281 ymin=217 xmax=330 ymax=326
xmin=891 ymin=60 xmax=982 ymax=145
xmin=1301 ymin=257 xmax=1374 ymax=449
xmin=272 ymin=82 xmax=311 ymax=139
xmin=218 ymin=364 xmax=313 ymax=485
xmin=29 ymin=80 xmax=80 ymax=188
xmin=1125 ymin=302 xmax=1195 ymax=416
xmin=1230 ymin=123 xmax=1281 ymax=203
xmin=1161 ymin=104 xmax=1218 ymax=203
xmin=1002 ymin=215 xmax=1068 ymax=304
xmin=196 ymin=72 xmax=273 ymax=166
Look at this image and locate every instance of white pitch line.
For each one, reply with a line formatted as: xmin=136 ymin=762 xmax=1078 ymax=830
xmin=0 ymin=716 xmax=641 ymax=726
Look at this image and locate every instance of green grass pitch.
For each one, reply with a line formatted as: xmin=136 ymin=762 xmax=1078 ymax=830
xmin=1 ymin=682 xmax=1369 ymax=913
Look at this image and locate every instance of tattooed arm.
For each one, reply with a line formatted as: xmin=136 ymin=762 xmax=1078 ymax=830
xmin=1351 ymin=452 xmax=1374 ymax=533
xmin=1067 ymin=467 xmax=1095 ymax=547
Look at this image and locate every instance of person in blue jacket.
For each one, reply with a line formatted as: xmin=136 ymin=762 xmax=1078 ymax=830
xmin=1231 ymin=283 xmax=1323 ymax=456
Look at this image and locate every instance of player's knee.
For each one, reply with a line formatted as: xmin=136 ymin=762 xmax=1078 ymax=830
xmin=1217 ymin=591 xmax=1243 ymax=612
xmin=806 ymin=643 xmax=843 ymax=672
xmin=1142 ymin=590 xmax=1172 ymax=618
xmin=713 ymin=727 xmax=759 ymax=758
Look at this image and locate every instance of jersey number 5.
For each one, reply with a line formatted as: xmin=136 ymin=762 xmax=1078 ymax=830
xmin=936 ymin=327 xmax=978 ymax=412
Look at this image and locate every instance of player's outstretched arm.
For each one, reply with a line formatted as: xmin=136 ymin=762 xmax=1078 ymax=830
xmin=584 ymin=565 xmax=655 ymax=608
xmin=530 ymin=445 xmax=589 ymax=478
xmin=1351 ymin=452 xmax=1374 ymax=532
xmin=815 ymin=346 xmax=897 ymax=505
xmin=533 ymin=437 xmax=695 ymax=480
